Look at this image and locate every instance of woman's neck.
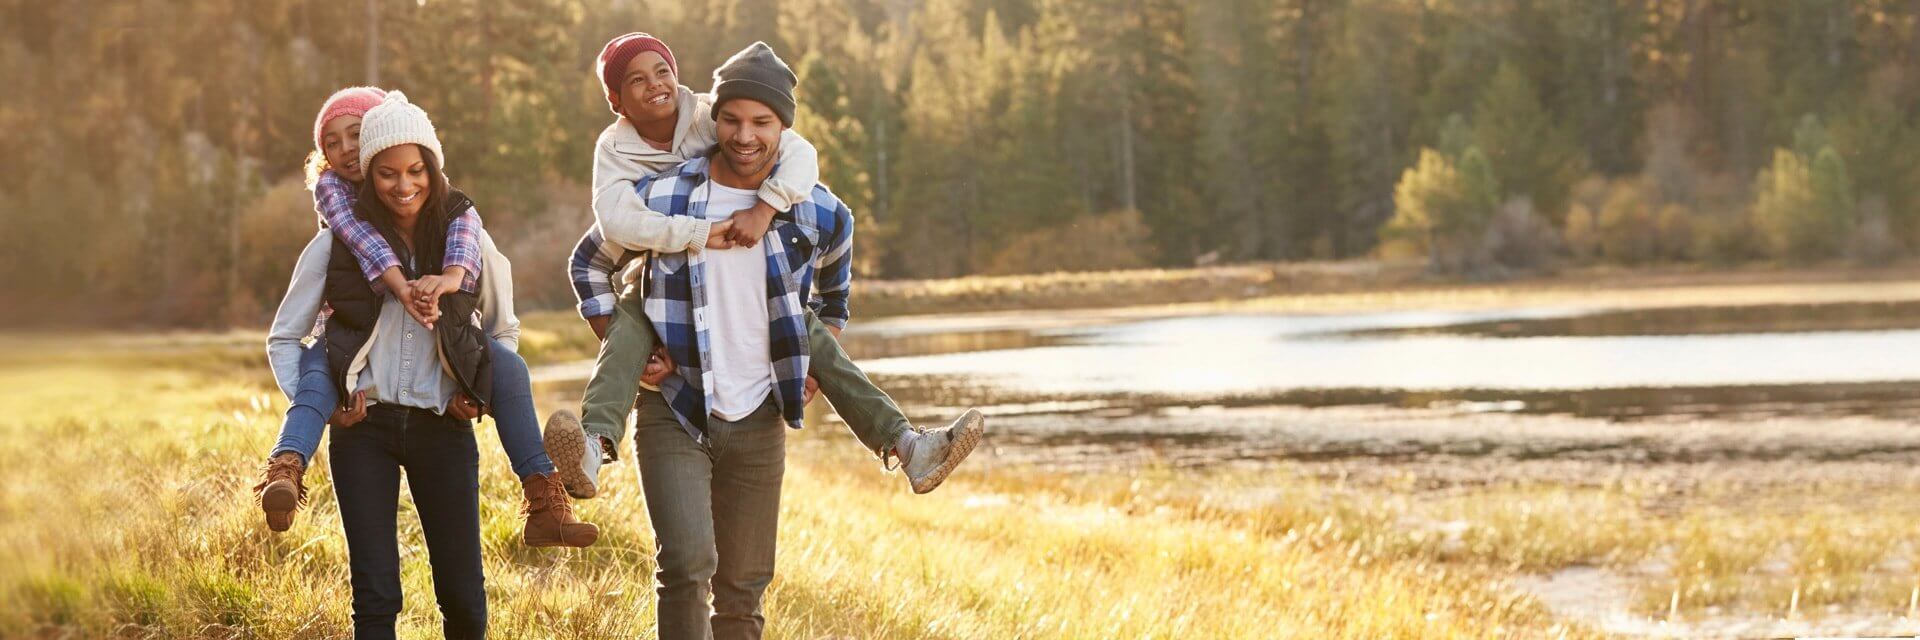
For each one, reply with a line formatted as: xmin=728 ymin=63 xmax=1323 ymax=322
xmin=393 ymin=217 xmax=418 ymax=251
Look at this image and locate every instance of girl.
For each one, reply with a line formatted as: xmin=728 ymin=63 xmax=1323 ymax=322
xmin=260 ymin=87 xmax=594 ymax=550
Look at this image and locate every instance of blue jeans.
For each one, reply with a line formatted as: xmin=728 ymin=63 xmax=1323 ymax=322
xmin=270 ymin=340 xmax=556 ymax=479
xmin=330 ymin=404 xmax=487 ymax=639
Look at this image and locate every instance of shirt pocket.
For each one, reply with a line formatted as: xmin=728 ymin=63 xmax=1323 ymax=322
xmin=655 ymin=252 xmax=689 ymax=275
xmin=772 ymin=221 xmax=820 ymax=274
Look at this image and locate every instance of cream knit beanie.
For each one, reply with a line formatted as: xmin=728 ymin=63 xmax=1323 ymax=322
xmin=357 ymin=91 xmax=446 ymax=174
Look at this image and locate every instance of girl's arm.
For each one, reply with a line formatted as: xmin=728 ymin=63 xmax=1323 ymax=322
xmin=267 ymin=232 xmax=332 ymax=401
xmin=312 ymin=170 xmax=408 ymax=297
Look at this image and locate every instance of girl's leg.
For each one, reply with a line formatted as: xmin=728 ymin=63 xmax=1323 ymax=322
xmin=490 ymin=339 xmax=600 ymax=548
xmin=258 ymin=342 xmax=335 ymax=531
xmin=271 ymin=342 xmax=335 ymax=463
xmin=486 ymin=339 xmax=554 ymax=479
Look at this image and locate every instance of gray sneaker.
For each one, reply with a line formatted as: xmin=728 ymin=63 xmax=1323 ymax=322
xmin=899 ymin=409 xmax=987 ymax=494
xmin=544 ymin=410 xmax=601 ymax=499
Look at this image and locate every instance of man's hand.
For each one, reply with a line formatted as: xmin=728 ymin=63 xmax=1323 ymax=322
xmin=446 ymin=392 xmax=483 ymax=421
xmin=587 ymin=315 xmax=612 ymax=341
xmin=705 ymin=218 xmax=738 ymax=250
xmin=802 ymin=375 xmax=819 ymax=404
xmin=641 ymin=345 xmax=675 ymax=386
xmin=331 ymin=390 xmax=369 ymax=428
xmin=723 ymin=200 xmax=777 ymax=248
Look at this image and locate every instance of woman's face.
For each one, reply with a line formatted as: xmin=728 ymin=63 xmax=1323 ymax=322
xmin=617 ymin=51 xmax=678 ymax=125
xmin=369 ymin=144 xmax=432 ymax=222
xmin=320 ymin=115 xmax=365 ymax=182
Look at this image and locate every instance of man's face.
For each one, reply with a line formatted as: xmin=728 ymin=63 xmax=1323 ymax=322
xmin=713 ymin=98 xmax=783 ymax=179
xmin=615 ymin=51 xmax=677 ymax=125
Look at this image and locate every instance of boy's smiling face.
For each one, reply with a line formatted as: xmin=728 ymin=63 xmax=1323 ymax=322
xmin=615 ymin=51 xmax=678 ymax=127
xmin=320 ymin=115 xmax=364 ymax=183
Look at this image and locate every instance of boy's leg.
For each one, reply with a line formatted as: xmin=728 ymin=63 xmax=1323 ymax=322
xmin=803 ymin=311 xmax=910 ymax=456
xmin=259 ymin=343 xmax=333 ymax=531
xmin=553 ymin=286 xmax=659 ymax=498
xmin=805 ymin=310 xmax=988 ymax=494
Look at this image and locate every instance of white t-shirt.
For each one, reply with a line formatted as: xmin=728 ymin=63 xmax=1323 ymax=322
xmin=700 ymin=183 xmax=775 ymax=420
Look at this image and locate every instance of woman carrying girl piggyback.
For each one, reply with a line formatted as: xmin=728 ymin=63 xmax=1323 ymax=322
xmin=259 ymin=87 xmax=595 ymax=552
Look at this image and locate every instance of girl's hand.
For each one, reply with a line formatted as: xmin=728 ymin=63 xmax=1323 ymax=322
xmin=331 ymin=391 xmax=369 ymax=427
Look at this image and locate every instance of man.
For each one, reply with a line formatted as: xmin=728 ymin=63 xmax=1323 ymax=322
xmin=568 ymin=42 xmax=869 ymax=639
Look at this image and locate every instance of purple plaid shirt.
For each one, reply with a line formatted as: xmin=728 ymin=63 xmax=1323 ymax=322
xmin=312 ymin=169 xmax=482 ymax=293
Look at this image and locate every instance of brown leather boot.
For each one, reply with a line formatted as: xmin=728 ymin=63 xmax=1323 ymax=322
xmin=254 ymin=452 xmax=307 ymax=532
xmin=522 ymin=472 xmax=599 ymax=547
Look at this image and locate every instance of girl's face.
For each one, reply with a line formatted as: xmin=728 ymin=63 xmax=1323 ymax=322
xmin=369 ymin=144 xmax=432 ymax=222
xmin=616 ymin=51 xmax=678 ymax=125
xmin=320 ymin=115 xmax=365 ymax=182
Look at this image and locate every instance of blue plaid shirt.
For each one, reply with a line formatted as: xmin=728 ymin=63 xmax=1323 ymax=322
xmin=570 ymin=157 xmax=854 ymax=438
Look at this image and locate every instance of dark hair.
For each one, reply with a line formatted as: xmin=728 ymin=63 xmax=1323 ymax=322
xmin=354 ymin=144 xmax=451 ymax=278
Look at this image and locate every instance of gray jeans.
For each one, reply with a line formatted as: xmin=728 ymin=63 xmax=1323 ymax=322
xmin=633 ymin=390 xmax=787 ymax=640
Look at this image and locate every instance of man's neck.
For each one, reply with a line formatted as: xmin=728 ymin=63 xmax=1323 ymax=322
xmin=709 ymin=156 xmax=772 ymax=191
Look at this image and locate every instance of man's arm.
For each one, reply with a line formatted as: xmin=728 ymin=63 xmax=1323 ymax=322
xmin=569 ymin=222 xmax=646 ymax=332
xmin=809 ymin=200 xmax=856 ymax=330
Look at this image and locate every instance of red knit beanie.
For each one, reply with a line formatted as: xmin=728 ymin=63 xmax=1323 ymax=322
xmin=597 ymin=33 xmax=677 ymax=114
xmin=313 ymin=86 xmax=388 ymax=152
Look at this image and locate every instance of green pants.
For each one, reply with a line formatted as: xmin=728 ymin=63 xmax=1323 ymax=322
xmin=580 ymin=286 xmax=911 ymax=460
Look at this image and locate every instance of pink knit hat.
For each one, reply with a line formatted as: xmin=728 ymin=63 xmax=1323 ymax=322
xmin=312 ymin=86 xmax=388 ymax=152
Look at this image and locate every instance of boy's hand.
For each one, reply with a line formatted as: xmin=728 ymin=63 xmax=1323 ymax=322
xmin=705 ymin=219 xmax=737 ymax=250
xmin=723 ymin=200 xmax=777 ymax=248
xmin=641 ymin=345 xmax=675 ymax=386
xmin=331 ymin=391 xmax=369 ymax=428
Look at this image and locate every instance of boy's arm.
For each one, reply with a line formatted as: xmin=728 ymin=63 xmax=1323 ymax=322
xmin=313 ymin=172 xmax=404 ymax=297
xmin=591 ymin=130 xmax=714 ymax=253
xmin=808 ymin=201 xmax=856 ymax=330
xmin=760 ymin=130 xmax=820 ymax=211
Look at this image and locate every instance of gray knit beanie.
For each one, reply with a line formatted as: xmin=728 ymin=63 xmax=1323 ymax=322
xmin=711 ymin=42 xmax=797 ymax=127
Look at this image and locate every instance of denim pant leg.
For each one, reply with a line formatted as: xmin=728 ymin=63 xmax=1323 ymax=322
xmin=632 ymin=391 xmax=718 ymax=640
xmin=399 ymin=410 xmax=488 ymax=639
xmin=487 ymin=339 xmax=556 ymax=479
xmin=708 ymin=400 xmax=787 ymax=640
xmin=271 ymin=343 xmax=337 ymax=465
xmin=328 ymin=413 xmax=404 ymax=639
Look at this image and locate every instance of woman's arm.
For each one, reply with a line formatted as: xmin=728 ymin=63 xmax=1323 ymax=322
xmin=475 ymin=230 xmax=519 ymax=352
xmin=267 ymin=232 xmax=333 ymax=400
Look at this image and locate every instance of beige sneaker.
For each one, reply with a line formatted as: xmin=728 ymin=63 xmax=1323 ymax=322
xmin=543 ymin=409 xmax=600 ymax=499
xmin=897 ymin=409 xmax=987 ymax=494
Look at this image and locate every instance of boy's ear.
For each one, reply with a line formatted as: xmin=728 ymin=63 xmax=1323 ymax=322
xmin=607 ymin=92 xmax=622 ymax=114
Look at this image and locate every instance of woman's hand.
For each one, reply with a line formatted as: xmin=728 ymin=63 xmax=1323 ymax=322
xmin=331 ymin=391 xmax=369 ymax=427
xmin=446 ymin=392 xmax=483 ymax=421
xmin=406 ymin=267 xmax=465 ymax=330
xmin=640 ymin=345 xmax=675 ymax=386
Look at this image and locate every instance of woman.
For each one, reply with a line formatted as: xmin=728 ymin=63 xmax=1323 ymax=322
xmin=260 ymin=87 xmax=595 ymax=553
xmin=264 ymin=92 xmax=576 ymax=637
